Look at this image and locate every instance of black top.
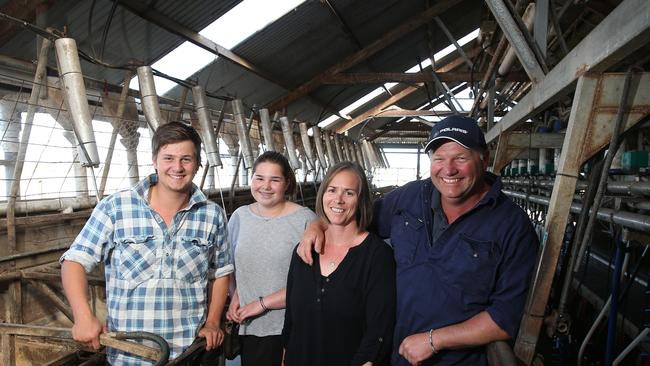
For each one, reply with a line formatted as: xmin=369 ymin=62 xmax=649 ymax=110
xmin=282 ymin=232 xmax=396 ymax=366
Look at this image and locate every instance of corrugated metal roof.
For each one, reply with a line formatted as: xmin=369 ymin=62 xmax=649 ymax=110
xmin=0 ymin=0 xmax=241 ymax=83
xmin=0 ymin=0 xmax=511 ymax=147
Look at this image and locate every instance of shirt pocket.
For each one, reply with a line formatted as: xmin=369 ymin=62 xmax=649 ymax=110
xmin=116 ymin=235 xmax=157 ymax=284
xmin=175 ymin=236 xmax=210 ymax=283
xmin=391 ymin=210 xmax=424 ymax=265
xmin=443 ymin=234 xmax=498 ymax=301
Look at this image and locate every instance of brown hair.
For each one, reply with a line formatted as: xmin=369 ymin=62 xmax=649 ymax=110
xmin=315 ymin=161 xmax=373 ymax=230
xmin=252 ymin=151 xmax=297 ymax=196
xmin=151 ymin=122 xmax=203 ymax=166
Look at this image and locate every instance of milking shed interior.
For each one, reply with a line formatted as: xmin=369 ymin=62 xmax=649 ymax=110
xmin=0 ymin=0 xmax=649 ymax=364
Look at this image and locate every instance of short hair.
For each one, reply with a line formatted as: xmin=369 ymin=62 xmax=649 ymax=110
xmin=151 ymin=122 xmax=202 ymax=166
xmin=315 ymin=161 xmax=373 ymax=230
xmin=252 ymin=151 xmax=297 ymax=196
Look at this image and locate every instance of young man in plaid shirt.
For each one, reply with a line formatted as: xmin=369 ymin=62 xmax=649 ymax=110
xmin=61 ymin=122 xmax=233 ymax=365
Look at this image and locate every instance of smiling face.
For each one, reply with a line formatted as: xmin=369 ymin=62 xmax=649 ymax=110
xmin=152 ymin=140 xmax=199 ymax=195
xmin=250 ymin=161 xmax=288 ymax=209
xmin=322 ymin=169 xmax=361 ymax=228
xmin=429 ymin=140 xmax=488 ymax=208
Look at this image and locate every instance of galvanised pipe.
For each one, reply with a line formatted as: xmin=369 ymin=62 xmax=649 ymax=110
xmin=311 ymin=126 xmax=328 ymax=171
xmin=375 ymin=143 xmax=388 ymax=168
xmin=605 ymin=235 xmax=626 ymax=366
xmin=232 ymin=99 xmax=255 ymax=169
xmin=259 ymin=108 xmax=276 ymax=152
xmin=362 ymin=140 xmax=380 ymax=169
xmin=342 ymin=138 xmax=352 ymax=161
xmin=55 ymin=38 xmax=100 ymax=167
xmin=503 ymin=190 xmax=650 ymax=232
xmin=333 ymin=133 xmax=345 ymax=162
xmin=354 ymin=142 xmax=366 ymax=170
xmin=503 ymin=178 xmax=650 ymax=197
xmin=299 ymin=122 xmax=316 ymax=171
xmin=323 ymin=130 xmax=337 ymax=166
xmin=280 ymin=116 xmax=301 ymax=170
xmin=136 ymin=66 xmax=164 ymax=131
xmin=192 ymin=86 xmax=222 ymax=168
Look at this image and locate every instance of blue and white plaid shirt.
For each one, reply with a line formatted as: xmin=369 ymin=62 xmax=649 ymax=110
xmin=61 ymin=174 xmax=233 ymax=365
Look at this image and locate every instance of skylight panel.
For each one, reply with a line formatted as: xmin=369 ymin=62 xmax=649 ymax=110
xmin=319 ymin=29 xmax=479 ymax=128
xmin=130 ymin=0 xmax=306 ymax=94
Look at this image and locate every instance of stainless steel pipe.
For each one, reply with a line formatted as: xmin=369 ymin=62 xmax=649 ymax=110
xmin=192 ymin=86 xmax=223 ymax=168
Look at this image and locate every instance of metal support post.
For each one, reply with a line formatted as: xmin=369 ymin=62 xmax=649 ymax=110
xmin=534 ymin=0 xmax=549 ymax=58
xmin=485 ymin=0 xmax=546 ymax=83
xmin=514 ymin=72 xmax=650 ymax=364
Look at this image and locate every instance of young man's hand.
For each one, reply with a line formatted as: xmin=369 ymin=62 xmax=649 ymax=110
xmin=198 ymin=321 xmax=224 ymax=350
xmin=72 ymin=313 xmax=105 ymax=350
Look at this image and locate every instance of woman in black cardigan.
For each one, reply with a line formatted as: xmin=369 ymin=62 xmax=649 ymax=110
xmin=282 ymin=162 xmax=396 ymax=366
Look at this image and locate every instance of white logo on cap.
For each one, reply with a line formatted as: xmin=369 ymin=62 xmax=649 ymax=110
xmin=435 ymin=127 xmax=468 ymax=137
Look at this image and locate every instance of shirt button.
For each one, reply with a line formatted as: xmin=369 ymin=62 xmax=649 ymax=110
xmin=321 ymin=288 xmax=325 ymax=293
xmin=405 ymin=222 xmax=409 ymax=226
xmin=325 ymin=278 xmax=330 ymax=282
xmin=317 ymin=298 xmax=321 ymax=302
xmin=378 ymin=337 xmax=383 ymax=342
xmin=473 ymin=252 xmax=478 ymax=258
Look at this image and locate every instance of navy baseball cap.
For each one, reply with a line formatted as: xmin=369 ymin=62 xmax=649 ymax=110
xmin=424 ymin=115 xmax=487 ymax=153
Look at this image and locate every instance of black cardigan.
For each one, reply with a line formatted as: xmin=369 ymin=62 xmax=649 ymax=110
xmin=282 ymin=232 xmax=396 ymax=366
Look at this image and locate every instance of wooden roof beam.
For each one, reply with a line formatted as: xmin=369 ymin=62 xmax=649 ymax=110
xmin=267 ymin=0 xmax=464 ymax=112
xmin=322 ymin=71 xmax=528 ymax=84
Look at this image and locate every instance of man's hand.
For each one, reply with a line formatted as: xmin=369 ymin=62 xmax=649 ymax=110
xmin=198 ymin=321 xmax=224 ymax=351
xmin=71 ymin=312 xmax=105 ymax=350
xmin=399 ymin=331 xmax=435 ymax=365
xmin=237 ymin=299 xmax=266 ymax=323
xmin=296 ymin=220 xmax=326 ymax=265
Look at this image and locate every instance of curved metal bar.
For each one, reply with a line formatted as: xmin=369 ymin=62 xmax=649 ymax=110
xmin=113 ymin=331 xmax=170 ymax=366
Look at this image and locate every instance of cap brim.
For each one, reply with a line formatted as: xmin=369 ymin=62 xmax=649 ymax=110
xmin=424 ymin=136 xmax=470 ymax=153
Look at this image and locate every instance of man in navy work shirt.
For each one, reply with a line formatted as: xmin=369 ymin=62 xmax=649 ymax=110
xmin=298 ymin=115 xmax=538 ymax=365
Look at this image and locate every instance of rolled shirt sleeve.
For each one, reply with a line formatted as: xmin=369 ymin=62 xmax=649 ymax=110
xmin=60 ymin=197 xmax=116 ymax=273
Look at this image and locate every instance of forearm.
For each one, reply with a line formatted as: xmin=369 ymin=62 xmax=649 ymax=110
xmin=260 ymin=288 xmax=286 ymax=310
xmin=205 ymin=276 xmax=229 ymax=326
xmin=433 ymin=311 xmax=510 ymax=351
xmin=61 ymin=260 xmax=94 ymax=320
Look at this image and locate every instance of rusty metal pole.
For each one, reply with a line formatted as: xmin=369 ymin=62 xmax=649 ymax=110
xmin=98 ymin=71 xmax=133 ymax=198
xmin=514 ymin=72 xmax=650 ymax=364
